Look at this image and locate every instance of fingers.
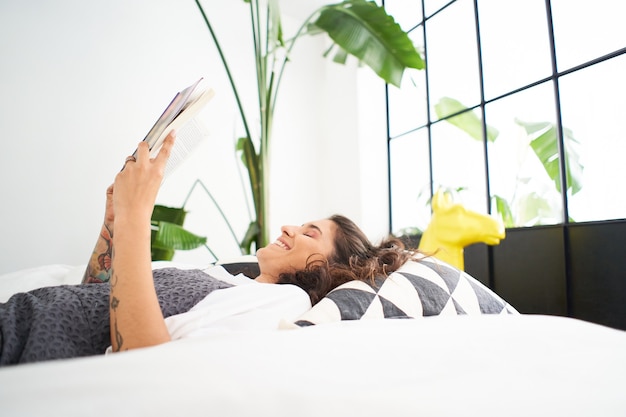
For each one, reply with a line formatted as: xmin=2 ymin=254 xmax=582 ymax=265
xmin=154 ymin=130 xmax=176 ymax=164
xmin=113 ymin=131 xmax=176 ymax=221
xmin=121 ymin=130 xmax=176 ymax=173
xmin=132 ymin=130 xmax=175 ymax=164
xmin=134 ymin=140 xmax=150 ymax=162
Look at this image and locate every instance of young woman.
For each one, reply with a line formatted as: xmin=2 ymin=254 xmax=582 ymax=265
xmin=0 ymin=132 xmax=416 ymax=366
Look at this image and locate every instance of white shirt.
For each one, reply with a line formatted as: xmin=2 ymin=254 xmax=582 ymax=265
xmin=164 ymin=265 xmax=311 ymax=340
xmin=105 ymin=265 xmax=311 ymax=353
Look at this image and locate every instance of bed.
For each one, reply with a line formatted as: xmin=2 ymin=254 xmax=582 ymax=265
xmin=1 ymin=261 xmax=625 ymax=417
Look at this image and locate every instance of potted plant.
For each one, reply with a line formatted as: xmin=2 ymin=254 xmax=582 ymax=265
xmin=193 ymin=0 xmax=425 ymax=253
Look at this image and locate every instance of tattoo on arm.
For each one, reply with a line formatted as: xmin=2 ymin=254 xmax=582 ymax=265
xmin=83 ymin=224 xmax=114 ymax=284
xmin=110 ymin=272 xmax=124 ymax=351
xmin=111 ymin=298 xmax=124 ymax=351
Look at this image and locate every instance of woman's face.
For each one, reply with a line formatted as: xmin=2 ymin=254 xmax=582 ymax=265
xmin=255 ymin=219 xmax=337 ymax=282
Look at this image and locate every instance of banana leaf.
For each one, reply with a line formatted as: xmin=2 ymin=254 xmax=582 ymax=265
xmin=152 ymin=204 xmax=187 ymax=226
xmin=152 ymin=221 xmax=207 ymax=251
xmin=240 ymin=221 xmax=260 ymax=254
xmin=150 ymin=204 xmax=207 ymax=261
xmin=435 ymin=97 xmax=583 ymax=197
xmin=311 ymin=0 xmax=424 ymax=87
xmin=435 ymin=97 xmax=499 ymax=142
xmin=236 ymin=136 xmax=260 ymax=209
xmin=435 ymin=98 xmax=584 ymax=226
xmin=268 ymin=0 xmax=285 ymax=48
xmin=516 ymin=119 xmax=584 ymax=195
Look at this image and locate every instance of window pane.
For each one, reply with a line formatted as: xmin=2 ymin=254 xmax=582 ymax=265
xmin=389 ymin=129 xmax=432 ymax=233
xmin=388 ymin=28 xmax=428 ymax=138
xmin=426 ymin=0 xmax=481 ymax=121
xmin=485 ymin=83 xmax=564 ymax=227
xmin=424 ymin=0 xmax=453 ymax=18
xmin=431 ymin=113 xmax=488 ymax=213
xmin=385 ymin=0 xmax=423 ymax=32
xmin=551 ymin=0 xmax=626 ymax=71
xmin=559 ymin=55 xmax=626 ymax=222
xmin=478 ymin=0 xmax=553 ymax=100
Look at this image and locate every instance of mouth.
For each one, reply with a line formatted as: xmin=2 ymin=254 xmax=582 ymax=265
xmin=273 ymin=238 xmax=291 ymax=250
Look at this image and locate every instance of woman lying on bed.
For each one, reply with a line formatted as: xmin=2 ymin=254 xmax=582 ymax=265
xmin=0 ymin=131 xmax=417 ymax=366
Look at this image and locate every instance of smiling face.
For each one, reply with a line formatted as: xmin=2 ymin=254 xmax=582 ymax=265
xmin=254 ymin=219 xmax=338 ymax=283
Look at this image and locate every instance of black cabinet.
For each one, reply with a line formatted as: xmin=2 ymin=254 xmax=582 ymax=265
xmin=464 ymin=219 xmax=626 ymax=330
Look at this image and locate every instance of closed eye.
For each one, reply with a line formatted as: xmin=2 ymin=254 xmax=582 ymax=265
xmin=301 ymin=223 xmax=323 ymax=239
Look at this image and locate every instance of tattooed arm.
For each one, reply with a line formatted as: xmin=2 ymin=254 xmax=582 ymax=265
xmin=82 ymin=186 xmax=115 ymax=284
xmin=108 ymin=131 xmax=176 ymax=352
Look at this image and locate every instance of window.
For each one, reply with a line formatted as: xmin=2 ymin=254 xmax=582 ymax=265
xmin=385 ymin=0 xmax=626 ymax=233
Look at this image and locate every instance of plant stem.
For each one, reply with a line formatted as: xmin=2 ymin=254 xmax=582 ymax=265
xmin=194 ymin=0 xmax=253 ymax=143
xmin=270 ymin=9 xmax=320 ymax=113
xmin=182 ymin=179 xmax=242 ymax=254
xmin=203 ymin=243 xmax=218 ymax=261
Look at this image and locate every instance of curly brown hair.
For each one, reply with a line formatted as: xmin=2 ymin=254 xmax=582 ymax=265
xmin=277 ymin=214 xmax=419 ymax=305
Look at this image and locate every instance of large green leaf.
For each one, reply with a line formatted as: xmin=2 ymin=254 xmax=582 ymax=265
xmin=152 ymin=204 xmax=187 ymax=225
xmin=236 ymin=136 xmax=261 ymax=210
xmin=240 ymin=221 xmax=260 ymax=254
xmin=311 ymin=0 xmax=424 ymax=87
xmin=150 ymin=204 xmax=206 ymax=261
xmin=268 ymin=0 xmax=284 ymax=48
xmin=435 ymin=97 xmax=499 ymax=142
xmin=151 ymin=246 xmax=175 ymax=262
xmin=516 ymin=119 xmax=584 ymax=195
xmin=152 ymin=221 xmax=207 ymax=251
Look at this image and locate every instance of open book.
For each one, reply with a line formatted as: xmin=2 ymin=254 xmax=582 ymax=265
xmin=134 ymin=77 xmax=215 ymax=178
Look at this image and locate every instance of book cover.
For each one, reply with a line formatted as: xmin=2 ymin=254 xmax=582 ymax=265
xmin=133 ymin=78 xmax=215 ymax=178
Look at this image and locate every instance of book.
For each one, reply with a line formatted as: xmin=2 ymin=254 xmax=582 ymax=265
xmin=133 ymin=77 xmax=215 ymax=178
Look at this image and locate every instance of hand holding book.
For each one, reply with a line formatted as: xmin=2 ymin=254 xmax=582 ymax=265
xmin=133 ymin=78 xmax=215 ymax=178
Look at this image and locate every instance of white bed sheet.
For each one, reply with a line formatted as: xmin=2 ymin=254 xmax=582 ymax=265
xmin=1 ymin=265 xmax=625 ymax=417
xmin=0 ymin=264 xmax=85 ymax=302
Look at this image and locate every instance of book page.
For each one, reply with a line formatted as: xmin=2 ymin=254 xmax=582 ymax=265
xmin=130 ymin=78 xmax=215 ymax=178
xmin=147 ymin=84 xmax=215 ymax=159
xmin=162 ymin=118 xmax=209 ymax=179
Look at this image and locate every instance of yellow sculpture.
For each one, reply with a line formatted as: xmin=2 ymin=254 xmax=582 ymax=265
xmin=418 ymin=189 xmax=505 ymax=270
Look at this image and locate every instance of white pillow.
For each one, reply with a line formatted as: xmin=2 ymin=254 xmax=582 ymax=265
xmin=0 ymin=264 xmax=84 ymax=302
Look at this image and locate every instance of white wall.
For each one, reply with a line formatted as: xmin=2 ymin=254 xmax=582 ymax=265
xmin=0 ymin=0 xmax=390 ymax=275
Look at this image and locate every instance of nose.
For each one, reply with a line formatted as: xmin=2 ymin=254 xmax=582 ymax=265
xmin=281 ymin=225 xmax=297 ymax=237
